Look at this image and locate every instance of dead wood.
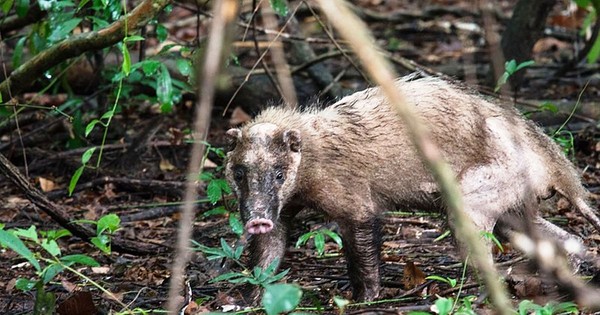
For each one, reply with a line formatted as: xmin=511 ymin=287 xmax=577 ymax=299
xmin=0 ymin=3 xmax=46 ymax=37
xmin=0 ymin=151 xmax=164 ymax=255
xmin=0 ymin=0 xmax=173 ymax=101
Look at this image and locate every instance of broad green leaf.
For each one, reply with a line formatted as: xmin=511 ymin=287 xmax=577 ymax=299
xmin=229 ymin=215 xmax=244 ymax=236
xmin=434 ymin=297 xmax=453 ymax=315
xmin=216 ymin=179 xmax=231 ymax=194
xmin=1 ymin=0 xmax=14 ymax=14
xmin=85 ymin=119 xmax=100 ymax=136
xmin=156 ymin=23 xmax=168 ymax=42
xmin=12 ymin=36 xmax=26 ymax=68
xmin=588 ymin=34 xmax=600 ymax=64
xmin=262 ymin=284 xmax=302 ymax=315
xmin=504 ymin=59 xmax=517 ymax=74
xmin=295 ymin=232 xmax=313 ymax=248
xmin=122 ymin=44 xmax=131 ymax=75
xmin=265 ymin=268 xmax=289 ymax=284
xmin=220 ymin=238 xmax=233 ymax=258
xmin=44 ymin=229 xmax=71 ymax=241
xmin=314 ymin=232 xmax=325 ymax=256
xmin=269 ymin=0 xmax=288 ymax=16
xmin=81 ymin=147 xmax=96 ymax=164
xmin=157 ymin=64 xmax=173 ymax=113
xmin=41 ymin=263 xmax=65 ymax=284
xmin=15 ymin=0 xmax=28 ymax=17
xmin=210 ymin=272 xmax=247 ymax=283
xmin=323 ymin=229 xmax=343 ymax=248
xmin=494 ymin=72 xmax=509 ymax=92
xmin=61 ymin=254 xmax=100 ymax=267
xmin=233 ymin=243 xmax=244 ymax=260
xmin=13 ymin=226 xmax=38 ymax=242
xmin=574 ymin=0 xmax=591 ymax=7
xmin=68 ymin=165 xmax=85 ymax=196
xmin=97 ymin=213 xmax=120 ymax=234
xmin=141 ymin=60 xmax=161 ymax=76
xmin=333 ymin=296 xmax=350 ymax=309
xmin=176 ymin=58 xmax=192 ymax=76
xmin=206 ymin=180 xmax=223 ymax=204
xmin=200 ymin=171 xmax=214 ymax=181
xmin=0 ymin=229 xmax=41 ymax=271
xmin=202 ymin=206 xmax=228 ymax=217
xmin=15 ymin=278 xmax=38 ymax=291
xmin=41 ymin=239 xmax=61 ymax=256
xmin=91 ymin=235 xmax=111 ymax=254
xmin=100 ymin=109 xmax=115 ymax=120
xmin=539 ymin=102 xmax=558 ymax=114
xmin=49 ymin=18 xmax=82 ymax=42
xmin=78 ymin=0 xmax=90 ymax=9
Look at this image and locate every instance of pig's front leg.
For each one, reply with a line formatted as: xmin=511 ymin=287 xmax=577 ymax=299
xmin=338 ymin=217 xmax=382 ymax=301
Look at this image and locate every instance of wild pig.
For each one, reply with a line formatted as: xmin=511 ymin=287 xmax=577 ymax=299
xmin=224 ymin=75 xmax=600 ymax=301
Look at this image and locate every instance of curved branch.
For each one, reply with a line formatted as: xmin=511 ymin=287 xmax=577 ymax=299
xmin=0 ymin=0 xmax=173 ymax=101
xmin=0 ymin=3 xmax=46 ymax=36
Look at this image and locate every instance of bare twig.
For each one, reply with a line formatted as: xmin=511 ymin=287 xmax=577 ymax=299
xmin=166 ymin=0 xmax=239 ymax=313
xmin=314 ymin=0 xmax=512 ymax=313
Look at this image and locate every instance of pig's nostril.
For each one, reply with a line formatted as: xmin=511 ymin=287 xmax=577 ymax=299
xmin=246 ymin=218 xmax=274 ymax=234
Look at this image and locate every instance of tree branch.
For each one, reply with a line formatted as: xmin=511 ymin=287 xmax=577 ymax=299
xmin=0 ymin=0 xmax=172 ymax=101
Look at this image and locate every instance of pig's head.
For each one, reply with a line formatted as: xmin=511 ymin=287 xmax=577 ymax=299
xmin=225 ymin=123 xmax=302 ymax=235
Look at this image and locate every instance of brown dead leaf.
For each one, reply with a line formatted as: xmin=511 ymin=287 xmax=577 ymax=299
xmin=203 ymin=159 xmax=218 ymax=169
xmin=38 ymin=177 xmax=56 ymax=192
xmin=403 ymin=261 xmax=426 ymax=290
xmin=160 ymin=159 xmax=176 ymax=171
xmin=229 ymin=107 xmax=251 ymax=126
xmin=103 ymin=290 xmax=124 ymax=302
xmin=91 ymin=266 xmax=111 ymax=274
xmin=61 ymin=280 xmax=78 ymax=293
xmin=532 ymin=38 xmax=570 ymax=54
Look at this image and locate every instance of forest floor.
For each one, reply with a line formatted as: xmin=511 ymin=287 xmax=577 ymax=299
xmin=1 ymin=0 xmax=600 ymax=314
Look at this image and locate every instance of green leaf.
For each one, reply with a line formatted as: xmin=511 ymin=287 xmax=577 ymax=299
xmin=13 ymin=226 xmax=38 ymax=242
xmin=176 ymin=58 xmax=192 ymax=76
xmin=91 ymin=235 xmax=111 ymax=254
xmin=515 ymin=60 xmax=534 ymax=71
xmin=41 ymin=263 xmax=65 ymax=284
xmin=203 ymin=206 xmax=228 ymax=217
xmin=323 ymin=229 xmax=343 ymax=248
xmin=141 ymin=60 xmax=161 ymax=76
xmin=434 ymin=297 xmax=453 ymax=315
xmin=124 ymin=35 xmax=145 ymax=42
xmin=220 ymin=238 xmax=234 ymax=258
xmin=494 ymin=72 xmax=509 ymax=92
xmin=314 ymin=232 xmax=325 ymax=256
xmin=210 ymin=272 xmax=248 ymax=283
xmin=0 ymin=229 xmax=41 ymax=271
xmin=49 ymin=18 xmax=81 ymax=41
xmin=504 ymin=59 xmax=517 ymax=74
xmin=538 ymin=102 xmax=558 ymax=114
xmin=61 ymin=254 xmax=100 ymax=267
xmin=100 ymin=109 xmax=115 ymax=120
xmin=68 ymin=165 xmax=85 ymax=196
xmin=44 ymin=229 xmax=71 ymax=241
xmin=85 ymin=119 xmax=100 ymax=136
xmin=269 ymin=0 xmax=289 ymax=16
xmin=15 ymin=0 xmax=28 ymax=17
xmin=206 ymin=180 xmax=223 ymax=204
xmin=426 ymin=275 xmax=452 ymax=285
xmin=157 ymin=64 xmax=173 ymax=113
xmin=229 ymin=215 xmax=244 ymax=236
xmin=12 ymin=36 xmax=26 ymax=68
xmin=81 ymin=147 xmax=96 ymax=164
xmin=333 ymin=296 xmax=350 ymax=310
xmin=122 ymin=44 xmax=131 ymax=75
xmin=41 ymin=239 xmax=61 ymax=257
xmin=15 ymin=278 xmax=38 ymax=291
xmin=588 ymin=34 xmax=600 ymax=64
xmin=78 ymin=0 xmax=90 ymax=9
xmin=233 ymin=243 xmax=244 ymax=260
xmin=262 ymin=284 xmax=302 ymax=315
xmin=156 ymin=23 xmax=168 ymax=42
xmin=295 ymin=232 xmax=313 ymax=248
xmin=1 ymin=0 xmax=14 ymax=14
xmin=97 ymin=213 xmax=120 ymax=234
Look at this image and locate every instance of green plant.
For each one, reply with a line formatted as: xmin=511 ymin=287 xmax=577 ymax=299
xmin=426 ymin=275 xmax=457 ymax=288
xmin=480 ymin=231 xmax=503 ymax=252
xmin=295 ymin=227 xmax=343 ymax=257
xmin=518 ymin=300 xmax=579 ymax=315
xmin=495 ymin=59 xmax=535 ymax=92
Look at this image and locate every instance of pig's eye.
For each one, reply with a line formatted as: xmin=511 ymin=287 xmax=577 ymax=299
xmin=233 ymin=167 xmax=245 ymax=182
xmin=275 ymin=169 xmax=284 ymax=182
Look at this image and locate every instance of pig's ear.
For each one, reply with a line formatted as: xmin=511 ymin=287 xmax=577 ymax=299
xmin=283 ymin=129 xmax=301 ymax=152
xmin=226 ymin=129 xmax=242 ymax=150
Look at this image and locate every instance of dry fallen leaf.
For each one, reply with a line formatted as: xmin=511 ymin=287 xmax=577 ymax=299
xmin=38 ymin=177 xmax=56 ymax=192
xmin=160 ymin=159 xmax=176 ymax=171
xmin=403 ymin=261 xmax=426 ymax=290
xmin=57 ymin=291 xmax=97 ymax=315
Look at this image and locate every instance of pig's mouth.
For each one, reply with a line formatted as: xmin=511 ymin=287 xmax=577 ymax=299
xmin=245 ymin=218 xmax=274 ymax=234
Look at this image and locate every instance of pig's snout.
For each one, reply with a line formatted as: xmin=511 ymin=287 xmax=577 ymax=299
xmin=245 ymin=218 xmax=274 ymax=234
